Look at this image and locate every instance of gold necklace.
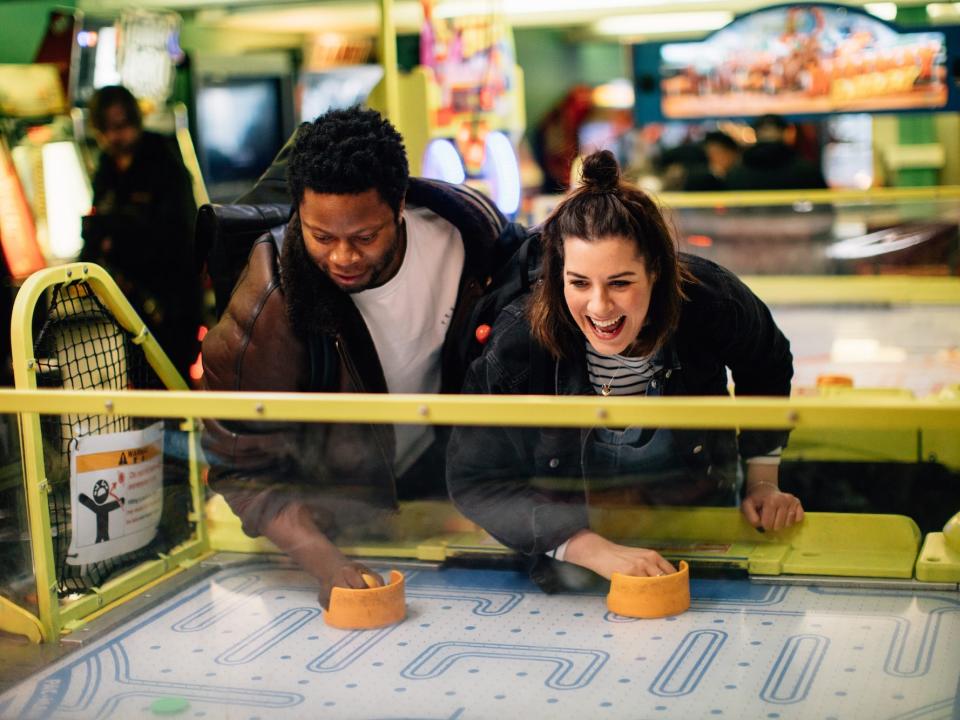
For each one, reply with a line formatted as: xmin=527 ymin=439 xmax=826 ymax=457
xmin=600 ymin=356 xmax=628 ymax=397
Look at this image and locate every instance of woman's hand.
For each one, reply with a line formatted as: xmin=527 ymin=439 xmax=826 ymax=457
xmin=563 ymin=529 xmax=676 ymax=579
xmin=741 ymin=467 xmax=804 ymax=532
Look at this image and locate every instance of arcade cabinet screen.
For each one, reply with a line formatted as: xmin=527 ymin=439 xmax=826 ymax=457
xmin=299 ymin=65 xmax=384 ymax=123
xmin=195 ymin=77 xmax=285 ymax=201
xmin=658 ymin=4 xmax=948 ymax=119
xmin=72 ymin=18 xmax=121 ymax=107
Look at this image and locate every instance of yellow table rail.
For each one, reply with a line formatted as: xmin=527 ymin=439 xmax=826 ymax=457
xmin=743 ymin=275 xmax=960 ymax=305
xmin=657 ymin=184 xmax=960 ymax=209
xmin=0 ymin=389 xmax=958 ymax=430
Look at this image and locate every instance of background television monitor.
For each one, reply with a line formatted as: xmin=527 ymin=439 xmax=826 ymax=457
xmin=299 ymin=65 xmax=383 ymax=123
xmin=194 ymin=76 xmax=291 ymax=202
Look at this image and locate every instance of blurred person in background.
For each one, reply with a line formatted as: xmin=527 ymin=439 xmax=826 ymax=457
xmin=726 ymin=113 xmax=827 ymax=191
xmin=684 ymin=130 xmax=742 ymax=191
xmin=81 ymin=85 xmax=202 ymax=380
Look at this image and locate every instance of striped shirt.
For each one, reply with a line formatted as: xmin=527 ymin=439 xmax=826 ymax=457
xmin=548 ymin=344 xmax=783 ymax=563
xmin=586 ymin=342 xmax=782 ymax=466
xmin=586 ymin=344 xmax=660 ymax=397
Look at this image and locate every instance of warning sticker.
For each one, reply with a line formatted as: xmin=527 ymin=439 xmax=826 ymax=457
xmin=67 ymin=422 xmax=164 ymax=565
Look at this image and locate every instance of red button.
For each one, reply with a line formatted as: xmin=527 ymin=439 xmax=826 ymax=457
xmin=475 ymin=324 xmax=491 ymax=344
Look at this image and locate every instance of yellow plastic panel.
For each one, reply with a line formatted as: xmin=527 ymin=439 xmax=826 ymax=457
xmin=209 ymin=496 xmax=923 ymax=581
xmin=916 ymin=533 xmax=960 ymax=582
xmin=785 ymin=428 xmax=918 ymax=463
xmin=0 ymin=596 xmax=45 ymax=643
xmin=922 ymin=386 xmax=960 ymax=470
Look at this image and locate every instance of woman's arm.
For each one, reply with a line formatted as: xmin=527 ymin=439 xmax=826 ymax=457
xmin=697 ymin=261 xmax=804 ymax=530
xmin=446 ymin=366 xmax=590 ymax=555
xmin=446 ymin=307 xmax=591 ymax=555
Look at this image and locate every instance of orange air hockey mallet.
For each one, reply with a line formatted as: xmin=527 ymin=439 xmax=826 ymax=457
xmin=324 ymin=570 xmax=406 ymax=629
xmin=606 ymin=560 xmax=691 ymax=619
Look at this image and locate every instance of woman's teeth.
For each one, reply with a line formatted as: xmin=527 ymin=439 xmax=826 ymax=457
xmin=589 ymin=315 xmax=625 ymax=335
xmin=593 ymin=316 xmax=623 ymax=329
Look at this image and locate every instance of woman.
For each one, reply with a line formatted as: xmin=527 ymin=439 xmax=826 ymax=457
xmin=447 ymin=150 xmax=803 ymax=582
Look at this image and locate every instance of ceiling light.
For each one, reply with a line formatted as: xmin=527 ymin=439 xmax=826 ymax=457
xmin=926 ymin=2 xmax=960 ymax=18
xmin=592 ymin=79 xmax=635 ymax=109
xmin=864 ymin=3 xmax=897 ymax=20
xmin=434 ymin=0 xmax=705 ymax=19
xmin=593 ymin=11 xmax=732 ymax=37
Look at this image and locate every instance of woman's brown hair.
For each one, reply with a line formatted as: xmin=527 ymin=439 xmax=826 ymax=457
xmin=528 ymin=149 xmax=690 ymax=359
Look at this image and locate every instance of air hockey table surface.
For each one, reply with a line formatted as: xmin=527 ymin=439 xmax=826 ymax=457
xmin=771 ymin=304 xmax=960 ymax=396
xmin=2 ymin=554 xmax=958 ymax=720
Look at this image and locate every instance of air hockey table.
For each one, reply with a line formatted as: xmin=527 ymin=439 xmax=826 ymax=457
xmin=1 ymin=551 xmax=958 ymax=720
xmin=771 ymin=303 xmax=960 ymax=398
xmin=2 ymin=262 xmax=958 ymax=720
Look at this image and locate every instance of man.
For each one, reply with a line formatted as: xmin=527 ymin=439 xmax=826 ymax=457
xmin=81 ymin=85 xmax=202 ymax=381
xmin=201 ymin=107 xmax=510 ymax=606
xmin=684 ymin=131 xmax=741 ymax=191
xmin=726 ymin=114 xmax=827 ymax=191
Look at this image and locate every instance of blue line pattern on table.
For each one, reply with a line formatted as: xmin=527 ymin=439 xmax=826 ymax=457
xmin=2 ymin=561 xmax=958 ymax=720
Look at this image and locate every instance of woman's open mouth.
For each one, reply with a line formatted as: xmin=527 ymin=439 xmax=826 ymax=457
xmin=587 ymin=315 xmax=625 ymax=339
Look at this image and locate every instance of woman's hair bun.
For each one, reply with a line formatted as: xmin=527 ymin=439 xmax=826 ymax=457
xmin=580 ymin=150 xmax=620 ymax=192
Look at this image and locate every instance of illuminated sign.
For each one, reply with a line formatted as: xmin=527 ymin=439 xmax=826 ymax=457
xmin=659 ymin=4 xmax=948 ymax=119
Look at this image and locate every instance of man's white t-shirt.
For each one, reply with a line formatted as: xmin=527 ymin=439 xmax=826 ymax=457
xmin=351 ymin=205 xmax=465 ymax=475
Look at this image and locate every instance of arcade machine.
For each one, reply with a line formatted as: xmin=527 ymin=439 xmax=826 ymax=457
xmin=0 ymin=8 xmax=957 ymax=718
xmin=190 ymin=51 xmax=295 ymax=203
xmin=628 ymin=2 xmax=955 ymax=196
xmin=628 ymin=3 xmax=960 ymax=278
xmin=382 ymin=0 xmax=525 ymax=217
xmin=298 ymin=34 xmax=384 ymax=122
xmin=70 ymin=9 xmax=208 ymax=210
xmin=0 ymin=61 xmax=89 ymax=272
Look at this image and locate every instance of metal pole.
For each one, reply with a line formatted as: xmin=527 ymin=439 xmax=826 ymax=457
xmin=379 ymin=0 xmax=401 ymax=124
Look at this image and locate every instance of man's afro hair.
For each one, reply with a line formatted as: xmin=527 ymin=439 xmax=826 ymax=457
xmin=287 ymin=106 xmax=409 ymax=215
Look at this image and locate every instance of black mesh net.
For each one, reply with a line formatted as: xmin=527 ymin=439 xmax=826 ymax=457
xmin=32 ymin=281 xmax=195 ymax=596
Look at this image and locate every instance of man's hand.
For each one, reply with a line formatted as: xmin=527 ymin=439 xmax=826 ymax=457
xmin=317 ymin=560 xmax=383 ymax=610
xmin=262 ymin=502 xmax=384 ymax=609
xmin=563 ymin=529 xmax=676 ymax=579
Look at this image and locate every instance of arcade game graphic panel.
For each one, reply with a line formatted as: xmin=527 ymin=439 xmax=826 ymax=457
xmin=652 ymin=4 xmax=950 ymax=121
xmin=391 ymin=0 xmax=523 ymax=216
